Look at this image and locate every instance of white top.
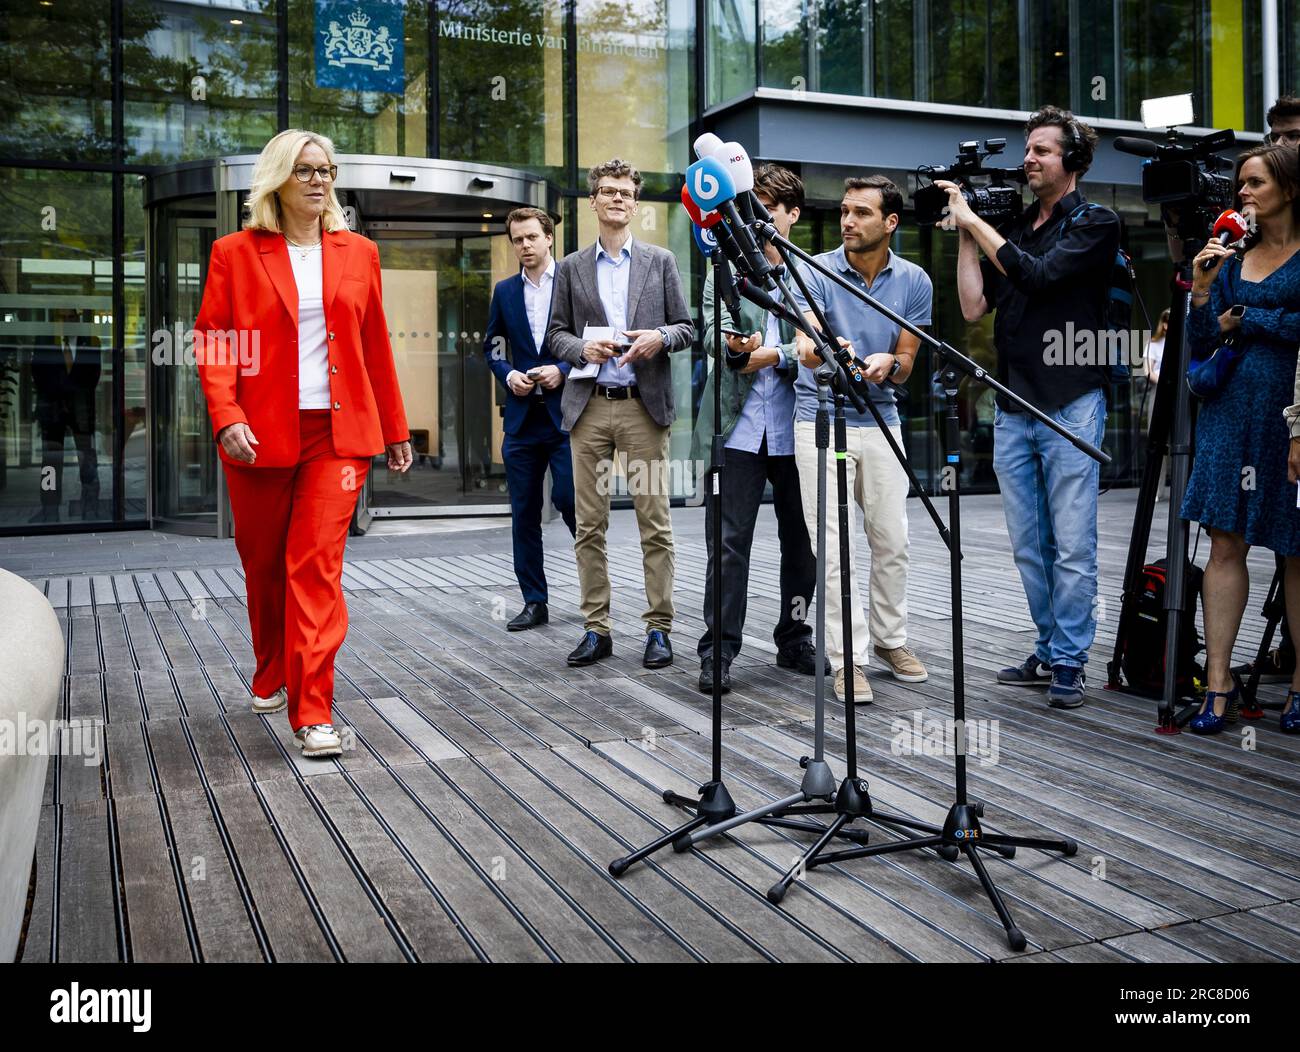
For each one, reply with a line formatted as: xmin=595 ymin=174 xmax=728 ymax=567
xmin=1145 ymin=336 xmax=1165 ymax=376
xmin=521 ymin=258 xmax=555 ymax=355
xmin=287 ymin=238 xmax=331 ymax=408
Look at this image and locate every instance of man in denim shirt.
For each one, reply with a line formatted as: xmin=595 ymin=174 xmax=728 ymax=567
xmin=691 ymin=164 xmax=820 ymax=693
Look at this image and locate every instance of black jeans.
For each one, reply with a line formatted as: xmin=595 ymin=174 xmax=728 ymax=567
xmin=697 ymin=439 xmax=816 ymax=663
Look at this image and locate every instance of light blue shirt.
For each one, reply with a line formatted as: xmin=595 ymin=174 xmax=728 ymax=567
xmin=790 ymin=246 xmax=932 ymax=428
xmin=595 ymin=236 xmax=636 ymax=387
xmin=726 ymin=302 xmax=795 ymax=456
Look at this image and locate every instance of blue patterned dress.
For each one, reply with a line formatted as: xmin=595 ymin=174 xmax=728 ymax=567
xmin=1181 ymin=249 xmax=1300 ymax=556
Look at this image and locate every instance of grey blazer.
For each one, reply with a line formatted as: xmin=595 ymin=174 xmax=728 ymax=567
xmin=547 ymin=240 xmax=694 ymax=433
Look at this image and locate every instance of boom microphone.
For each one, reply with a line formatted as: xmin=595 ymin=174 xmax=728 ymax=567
xmin=1202 ymin=208 xmax=1249 ymax=270
xmin=1114 ymin=136 xmax=1160 ymax=158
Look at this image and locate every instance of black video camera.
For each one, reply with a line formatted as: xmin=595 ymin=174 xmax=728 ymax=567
xmin=1115 ymin=127 xmax=1236 ymax=242
xmin=913 ymin=139 xmax=1027 ymax=227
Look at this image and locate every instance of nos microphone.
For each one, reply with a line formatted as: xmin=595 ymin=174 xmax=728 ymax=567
xmin=712 ymin=140 xmax=774 ymax=225
xmin=1203 ymin=209 xmax=1249 ymax=270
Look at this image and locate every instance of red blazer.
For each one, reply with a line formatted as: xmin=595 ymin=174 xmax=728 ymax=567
xmin=194 ymin=227 xmax=410 ymax=467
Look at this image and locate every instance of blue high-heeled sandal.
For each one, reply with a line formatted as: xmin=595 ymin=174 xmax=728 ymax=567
xmin=1189 ymin=687 xmax=1237 ymax=735
xmin=1281 ymin=692 xmax=1300 ymax=734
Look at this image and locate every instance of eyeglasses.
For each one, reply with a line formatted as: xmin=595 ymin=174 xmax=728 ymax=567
xmin=292 ymin=164 xmax=338 ymax=182
xmin=595 ymin=186 xmax=636 ymax=201
xmin=1265 ymin=129 xmax=1300 ymax=145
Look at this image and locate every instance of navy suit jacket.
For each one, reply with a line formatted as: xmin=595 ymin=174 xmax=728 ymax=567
xmin=483 ymin=271 xmax=570 ymax=436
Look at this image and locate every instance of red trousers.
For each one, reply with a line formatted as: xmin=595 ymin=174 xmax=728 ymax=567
xmin=224 ymin=410 xmax=369 ymax=729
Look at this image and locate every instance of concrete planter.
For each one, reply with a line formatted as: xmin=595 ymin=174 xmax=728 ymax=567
xmin=0 ymin=569 xmax=64 ymax=962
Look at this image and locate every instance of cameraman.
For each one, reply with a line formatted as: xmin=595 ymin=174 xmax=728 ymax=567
xmin=938 ymin=106 xmax=1119 ymax=710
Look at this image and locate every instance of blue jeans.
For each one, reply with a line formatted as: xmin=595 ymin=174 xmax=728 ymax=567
xmin=993 ymin=388 xmax=1106 ymax=669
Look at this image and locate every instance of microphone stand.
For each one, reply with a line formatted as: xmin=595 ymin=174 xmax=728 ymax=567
xmin=754 ymin=227 xmax=1106 ymax=951
xmin=666 ymin=255 xmax=938 ymax=857
xmin=608 ymin=249 xmax=871 ymax=877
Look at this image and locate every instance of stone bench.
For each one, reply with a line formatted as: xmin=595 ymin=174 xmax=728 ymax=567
xmin=0 ymin=569 xmax=63 ymax=962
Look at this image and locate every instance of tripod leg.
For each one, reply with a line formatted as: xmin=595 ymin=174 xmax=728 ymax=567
xmin=767 ymin=813 xmax=850 ymax=904
xmin=806 ymin=833 xmax=944 ymax=869
xmin=609 ymin=813 xmax=710 ymax=877
xmin=963 ymin=841 xmax=1026 ymax=952
xmin=980 ymin=832 xmax=1077 ymax=856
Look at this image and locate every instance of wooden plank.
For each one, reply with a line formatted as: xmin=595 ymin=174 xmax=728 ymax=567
xmin=143 ymin=719 xmax=204 ymax=795
xmin=114 ymin=794 xmax=192 ymax=962
xmin=344 ymin=767 xmax=548 ymax=962
xmin=365 ymin=696 xmax=466 ymax=763
xmin=208 ymin=783 xmax=336 ymax=962
xmin=256 ymin=777 xmax=407 ymax=962
xmin=1100 ymin=930 xmax=1213 ymax=963
xmin=105 ymin=722 xmax=155 ymax=800
xmin=57 ymin=801 xmax=119 ymax=962
xmin=1156 ymin=919 xmax=1286 ymax=963
xmin=19 ymin=805 xmax=57 ymax=962
xmin=395 ymin=761 xmax=623 ymax=963
xmin=307 ymin=774 xmax=478 ymax=962
xmin=1202 ymin=910 xmax=1300 ymax=960
xmin=162 ymin=787 xmax=265 ymax=962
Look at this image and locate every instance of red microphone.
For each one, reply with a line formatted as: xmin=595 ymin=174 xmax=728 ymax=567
xmin=680 ymin=185 xmax=722 ymax=228
xmin=1202 ymin=209 xmax=1249 ymax=271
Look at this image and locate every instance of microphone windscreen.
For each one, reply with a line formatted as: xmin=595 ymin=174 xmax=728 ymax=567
xmin=713 ymin=141 xmax=755 ymax=194
xmin=693 ymin=133 xmax=724 ymax=160
xmin=1114 ymin=136 xmax=1160 ymax=158
xmin=685 ymin=156 xmax=737 ymax=212
xmin=1213 ymin=209 xmax=1248 ymax=240
xmin=680 ymin=185 xmax=722 ymax=228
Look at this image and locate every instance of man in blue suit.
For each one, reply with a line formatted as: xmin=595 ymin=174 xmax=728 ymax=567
xmin=483 ymin=207 xmax=576 ymax=631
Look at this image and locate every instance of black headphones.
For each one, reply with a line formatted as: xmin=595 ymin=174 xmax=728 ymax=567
xmin=1061 ymin=118 xmax=1090 ymax=173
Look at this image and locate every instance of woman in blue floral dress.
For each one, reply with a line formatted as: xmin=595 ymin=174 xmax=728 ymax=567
xmin=1183 ymin=143 xmax=1300 ymax=734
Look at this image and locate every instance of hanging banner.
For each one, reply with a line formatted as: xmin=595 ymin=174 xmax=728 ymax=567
xmin=315 ymin=0 xmax=405 ymax=94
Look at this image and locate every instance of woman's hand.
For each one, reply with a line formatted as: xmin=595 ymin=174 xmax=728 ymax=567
xmin=1218 ymin=308 xmax=1242 ymax=335
xmin=217 ymin=422 xmax=259 ymax=464
xmin=386 ymin=440 xmax=413 ymax=473
xmin=1289 ymin=437 xmax=1300 ymax=484
xmin=1191 ymin=241 xmax=1234 ymax=296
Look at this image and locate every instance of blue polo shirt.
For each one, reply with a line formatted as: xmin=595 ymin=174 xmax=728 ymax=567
xmin=790 ymin=246 xmax=933 ymax=428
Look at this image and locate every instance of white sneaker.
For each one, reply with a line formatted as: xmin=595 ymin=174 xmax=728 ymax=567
xmin=252 ymin=687 xmax=287 ymax=715
xmin=294 ymin=723 xmax=342 ymax=758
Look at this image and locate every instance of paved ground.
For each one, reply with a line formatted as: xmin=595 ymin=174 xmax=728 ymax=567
xmin=5 ymin=490 xmax=1300 ymax=963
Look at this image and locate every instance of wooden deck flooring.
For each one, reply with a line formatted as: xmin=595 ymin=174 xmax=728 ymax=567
xmin=10 ymin=491 xmax=1300 ymax=963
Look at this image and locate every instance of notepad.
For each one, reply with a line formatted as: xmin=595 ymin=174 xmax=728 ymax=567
xmin=570 ymin=326 xmax=628 ymax=379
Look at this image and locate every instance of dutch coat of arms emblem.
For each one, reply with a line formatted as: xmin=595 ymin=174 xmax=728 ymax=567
xmin=321 ymin=8 xmax=395 ymax=72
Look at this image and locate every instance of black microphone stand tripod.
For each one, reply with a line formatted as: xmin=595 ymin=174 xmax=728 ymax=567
xmin=753 ymin=228 xmax=1106 ymax=951
xmin=608 ymin=250 xmax=871 ymax=876
xmin=665 ymin=247 xmax=952 ymax=858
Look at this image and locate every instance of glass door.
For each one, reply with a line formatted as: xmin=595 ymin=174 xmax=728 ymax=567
xmin=364 ymin=227 xmax=511 ymax=515
xmin=150 ymin=199 xmax=219 ymax=532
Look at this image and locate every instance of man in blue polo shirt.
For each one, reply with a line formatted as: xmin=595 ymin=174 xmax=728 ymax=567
xmin=792 ymin=175 xmax=932 ymax=704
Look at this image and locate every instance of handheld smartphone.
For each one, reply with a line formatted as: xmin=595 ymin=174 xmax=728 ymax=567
xmin=720 ymin=326 xmax=749 ymax=341
xmin=525 ymin=367 xmax=544 ymax=380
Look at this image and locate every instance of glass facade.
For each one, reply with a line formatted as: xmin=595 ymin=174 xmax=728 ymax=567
xmin=721 ymin=0 xmax=1263 ymax=129
xmin=0 ymin=0 xmax=1287 ymax=534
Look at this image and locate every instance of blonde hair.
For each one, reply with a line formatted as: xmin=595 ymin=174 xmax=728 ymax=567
xmin=244 ymin=129 xmax=348 ymax=233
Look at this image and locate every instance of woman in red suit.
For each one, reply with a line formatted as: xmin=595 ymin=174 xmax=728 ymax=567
xmin=194 ymin=129 xmax=412 ymax=758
